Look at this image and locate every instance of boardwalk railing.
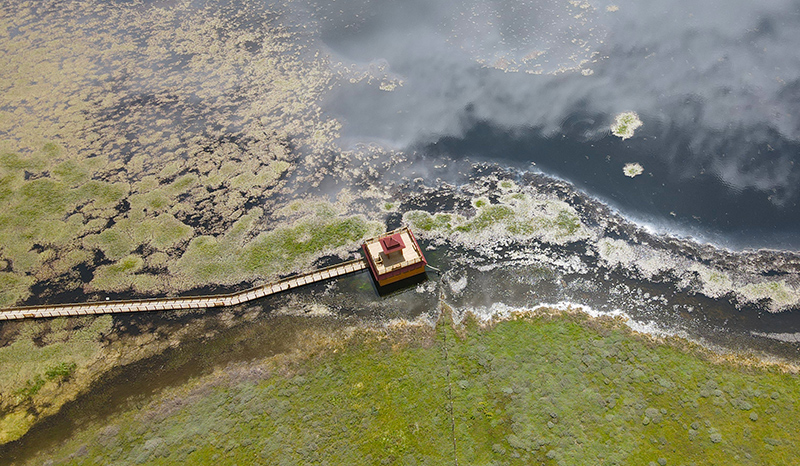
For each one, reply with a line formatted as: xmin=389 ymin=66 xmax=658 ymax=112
xmin=0 ymin=258 xmax=368 ymax=321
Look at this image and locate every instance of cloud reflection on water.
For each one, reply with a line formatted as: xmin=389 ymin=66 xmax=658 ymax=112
xmin=308 ymin=0 xmax=800 ymax=241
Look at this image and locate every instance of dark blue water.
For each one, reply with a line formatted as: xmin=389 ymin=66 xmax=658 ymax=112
xmin=313 ymin=0 xmax=800 ymax=250
xmin=419 ymin=118 xmax=800 ymax=250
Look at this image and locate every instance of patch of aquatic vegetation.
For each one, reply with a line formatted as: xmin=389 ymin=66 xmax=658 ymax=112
xmin=596 ymin=238 xmax=671 ymax=278
xmin=405 ymin=190 xmax=592 ymax=251
xmin=330 ymin=59 xmax=405 ymax=93
xmin=623 ymin=162 xmax=644 ymax=177
xmin=23 ymin=311 xmax=800 ymax=465
xmin=612 ymin=112 xmax=643 ymax=139
xmin=171 ymin=202 xmax=383 ymax=288
xmin=406 ymin=173 xmax=800 ymax=315
xmin=0 ymin=0 xmax=354 ymax=304
xmin=596 ymin=237 xmax=800 ymax=312
xmin=1 ymin=0 xmax=339 ymax=155
xmin=739 ymin=281 xmax=800 ymax=310
xmin=498 ymin=179 xmax=519 ymax=192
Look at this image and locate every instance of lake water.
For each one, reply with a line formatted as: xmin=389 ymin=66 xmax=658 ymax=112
xmin=317 ymin=0 xmax=800 ymax=250
xmin=308 ymin=0 xmax=800 ymax=361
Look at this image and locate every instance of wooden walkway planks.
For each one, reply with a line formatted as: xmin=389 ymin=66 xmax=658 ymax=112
xmin=0 ymin=259 xmax=368 ymax=321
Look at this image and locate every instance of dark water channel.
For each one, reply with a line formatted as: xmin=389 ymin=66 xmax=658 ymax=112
xmin=439 ymin=253 xmax=800 ymax=363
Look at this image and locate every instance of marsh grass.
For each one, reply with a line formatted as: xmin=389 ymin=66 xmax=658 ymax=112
xmin=405 ymin=191 xmax=590 ymax=245
xmin=44 ymin=362 xmax=78 ymax=383
xmin=0 ymin=143 xmax=134 ymax=304
xmin=0 ymin=0 xmax=346 ymax=306
xmin=0 ymin=316 xmax=113 ymax=398
xmin=0 ymin=273 xmax=35 ymax=307
xmin=405 ymin=211 xmax=453 ymax=233
xmin=25 ymin=312 xmax=800 ymax=465
xmin=612 ymin=112 xmax=643 ymax=140
xmin=0 ymin=315 xmax=115 ymax=443
xmin=172 ymin=209 xmax=381 ymax=287
xmin=13 ymin=363 xmax=78 ymax=401
xmin=89 ymin=255 xmax=155 ymax=293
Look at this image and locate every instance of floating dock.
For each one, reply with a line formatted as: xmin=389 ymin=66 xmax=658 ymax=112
xmin=362 ymin=226 xmax=427 ymax=287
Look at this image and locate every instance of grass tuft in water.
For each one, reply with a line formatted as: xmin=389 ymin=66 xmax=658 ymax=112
xmin=611 ymin=112 xmax=643 ymax=139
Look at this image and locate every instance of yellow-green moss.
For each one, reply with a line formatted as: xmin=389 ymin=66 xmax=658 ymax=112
xmin=0 ymin=272 xmax=35 ymax=307
xmin=21 ymin=313 xmax=800 ymax=465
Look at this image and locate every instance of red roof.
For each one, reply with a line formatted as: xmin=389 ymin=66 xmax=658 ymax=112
xmin=379 ymin=234 xmax=405 ymax=254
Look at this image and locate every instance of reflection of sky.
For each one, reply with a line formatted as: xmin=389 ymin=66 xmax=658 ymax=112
xmin=309 ymin=0 xmax=800 ymax=247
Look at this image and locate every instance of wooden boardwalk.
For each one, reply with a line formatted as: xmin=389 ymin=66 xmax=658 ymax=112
xmin=0 ymin=259 xmax=368 ymax=321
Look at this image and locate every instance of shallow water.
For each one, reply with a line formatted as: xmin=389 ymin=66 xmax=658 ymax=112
xmin=0 ymin=310 xmax=325 ymax=462
xmin=418 ymin=122 xmax=800 ymax=250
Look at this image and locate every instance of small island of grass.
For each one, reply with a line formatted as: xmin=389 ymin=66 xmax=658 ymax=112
xmin=623 ymin=162 xmax=644 ymax=178
xmin=612 ymin=112 xmax=643 ymax=140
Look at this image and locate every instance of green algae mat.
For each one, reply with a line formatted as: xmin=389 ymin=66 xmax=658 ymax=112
xmin=16 ymin=312 xmax=800 ymax=465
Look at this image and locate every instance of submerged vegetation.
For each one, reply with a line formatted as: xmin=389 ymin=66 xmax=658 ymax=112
xmin=19 ymin=310 xmax=800 ymax=465
xmin=404 ymin=175 xmax=800 ymax=313
xmin=0 ymin=0 xmax=349 ymax=306
xmin=596 ymin=236 xmax=800 ymax=313
xmin=405 ymin=188 xmax=591 ymax=248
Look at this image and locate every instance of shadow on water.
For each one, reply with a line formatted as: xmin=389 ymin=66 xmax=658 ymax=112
xmin=0 ymin=310 xmax=349 ymax=463
xmin=374 ymin=271 xmax=431 ymax=298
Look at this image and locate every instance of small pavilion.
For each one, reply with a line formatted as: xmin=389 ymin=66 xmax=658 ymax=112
xmin=361 ymin=227 xmax=427 ymax=287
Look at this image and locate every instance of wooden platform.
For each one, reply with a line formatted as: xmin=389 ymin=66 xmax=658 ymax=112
xmin=0 ymin=259 xmax=368 ymax=321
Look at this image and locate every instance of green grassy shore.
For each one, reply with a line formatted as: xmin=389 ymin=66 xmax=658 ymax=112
xmin=19 ymin=310 xmax=800 ymax=466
